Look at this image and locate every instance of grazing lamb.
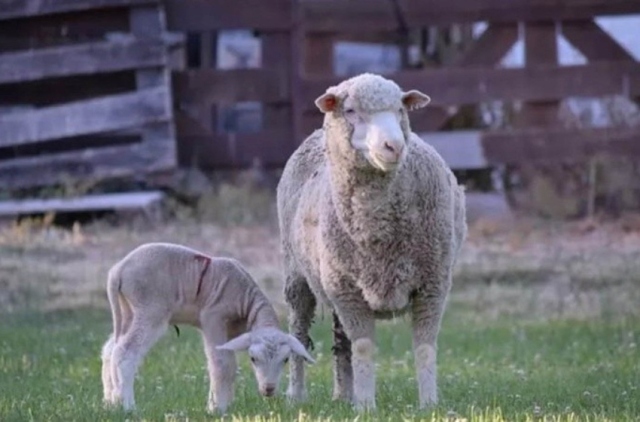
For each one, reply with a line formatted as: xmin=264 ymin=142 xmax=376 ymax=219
xmin=100 ymin=242 xmax=315 ymax=414
xmin=277 ymin=73 xmax=467 ymax=411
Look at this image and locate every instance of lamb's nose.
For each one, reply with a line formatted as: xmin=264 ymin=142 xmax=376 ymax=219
xmin=264 ymin=385 xmax=275 ymax=396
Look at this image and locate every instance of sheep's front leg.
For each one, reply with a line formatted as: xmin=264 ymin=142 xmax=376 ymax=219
xmin=332 ymin=297 xmax=376 ymax=412
xmin=331 ymin=312 xmax=353 ymax=402
xmin=284 ymin=276 xmax=316 ymax=402
xmin=202 ymin=319 xmax=237 ymax=414
xmin=411 ymin=278 xmax=451 ymax=408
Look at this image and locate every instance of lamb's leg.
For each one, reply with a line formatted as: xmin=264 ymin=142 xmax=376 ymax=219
xmin=411 ymin=277 xmax=451 ymax=408
xmin=112 ymin=315 xmax=168 ymax=411
xmin=101 ymin=334 xmax=117 ymax=405
xmin=201 ymin=319 xmax=237 ymax=414
xmin=331 ymin=312 xmax=353 ymax=402
xmin=284 ymin=276 xmax=316 ymax=402
xmin=332 ymin=296 xmax=376 ymax=412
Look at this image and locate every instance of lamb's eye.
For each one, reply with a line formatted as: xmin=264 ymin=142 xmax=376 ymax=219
xmin=283 ymin=357 xmax=289 ymax=365
xmin=344 ymin=108 xmax=356 ymax=115
xmin=250 ymin=356 xmax=257 ymax=364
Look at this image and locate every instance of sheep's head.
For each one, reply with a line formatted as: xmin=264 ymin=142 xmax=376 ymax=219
xmin=315 ymin=73 xmax=430 ymax=172
xmin=216 ymin=327 xmax=315 ymax=397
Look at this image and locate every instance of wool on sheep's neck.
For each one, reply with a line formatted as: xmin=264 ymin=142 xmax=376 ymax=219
xmin=325 ymin=145 xmax=409 ymax=248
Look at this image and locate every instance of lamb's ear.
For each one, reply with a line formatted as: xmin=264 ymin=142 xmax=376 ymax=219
xmin=402 ymin=90 xmax=431 ymax=111
xmin=286 ymin=334 xmax=316 ymax=364
xmin=216 ymin=333 xmax=252 ymax=352
xmin=315 ymin=92 xmax=338 ymax=113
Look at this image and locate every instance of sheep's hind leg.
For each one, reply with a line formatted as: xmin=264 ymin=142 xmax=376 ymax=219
xmin=101 ymin=334 xmax=117 ymax=405
xmin=331 ymin=312 xmax=353 ymax=402
xmin=284 ymin=276 xmax=316 ymax=402
xmin=112 ymin=315 xmax=168 ymax=411
xmin=411 ymin=278 xmax=451 ymax=408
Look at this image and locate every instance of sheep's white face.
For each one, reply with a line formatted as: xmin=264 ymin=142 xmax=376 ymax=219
xmin=216 ymin=328 xmax=315 ymax=397
xmin=342 ymin=95 xmax=408 ymax=172
xmin=315 ymin=76 xmax=431 ymax=172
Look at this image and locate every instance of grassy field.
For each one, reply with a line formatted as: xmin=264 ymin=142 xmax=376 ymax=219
xmin=1 ymin=188 xmax=640 ymax=421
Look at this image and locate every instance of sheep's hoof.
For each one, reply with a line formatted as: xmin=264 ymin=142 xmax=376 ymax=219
xmin=354 ymin=399 xmax=376 ymax=413
xmin=285 ymin=389 xmax=307 ymax=404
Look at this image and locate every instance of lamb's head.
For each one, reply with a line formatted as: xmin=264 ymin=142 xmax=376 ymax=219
xmin=216 ymin=327 xmax=314 ymax=397
xmin=315 ymin=72 xmax=430 ymax=172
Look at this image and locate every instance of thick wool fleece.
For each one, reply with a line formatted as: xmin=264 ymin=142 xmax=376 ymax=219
xmin=277 ymin=73 xmax=467 ymax=410
xmin=279 ymin=75 xmax=467 ymax=316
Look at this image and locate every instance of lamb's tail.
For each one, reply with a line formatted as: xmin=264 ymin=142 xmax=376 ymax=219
xmin=106 ymin=266 xmax=123 ymax=342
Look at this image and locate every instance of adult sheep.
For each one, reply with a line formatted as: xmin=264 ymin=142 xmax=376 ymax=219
xmin=277 ymin=73 xmax=467 ymax=411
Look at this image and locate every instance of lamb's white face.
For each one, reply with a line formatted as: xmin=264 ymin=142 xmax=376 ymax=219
xmin=315 ymin=77 xmax=431 ymax=173
xmin=216 ymin=329 xmax=315 ymax=397
xmin=342 ymin=95 xmax=407 ymax=172
xmin=247 ymin=341 xmax=292 ymax=397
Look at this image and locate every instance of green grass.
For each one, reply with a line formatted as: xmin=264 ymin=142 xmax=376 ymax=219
xmin=0 ymin=307 xmax=638 ymax=422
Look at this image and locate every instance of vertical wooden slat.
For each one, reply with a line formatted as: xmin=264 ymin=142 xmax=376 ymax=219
xmin=290 ymin=0 xmax=304 ymax=146
xmin=129 ymin=4 xmax=177 ymax=170
xmin=516 ymin=22 xmax=560 ymax=128
xmin=262 ymin=31 xmax=292 ymax=142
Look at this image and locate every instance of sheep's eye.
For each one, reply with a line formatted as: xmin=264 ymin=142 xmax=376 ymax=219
xmin=344 ymin=108 xmax=356 ymax=115
xmin=283 ymin=357 xmax=289 ymax=365
xmin=250 ymin=356 xmax=257 ymax=364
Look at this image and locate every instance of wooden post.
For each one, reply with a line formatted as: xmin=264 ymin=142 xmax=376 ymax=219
xmin=129 ymin=4 xmax=177 ymax=174
xmin=515 ymin=22 xmax=560 ymax=128
xmin=262 ymin=31 xmax=292 ymax=149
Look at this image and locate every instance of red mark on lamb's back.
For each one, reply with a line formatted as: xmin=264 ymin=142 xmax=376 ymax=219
xmin=194 ymin=254 xmax=212 ymax=297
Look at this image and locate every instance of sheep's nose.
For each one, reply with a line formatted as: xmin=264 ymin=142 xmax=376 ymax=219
xmin=263 ymin=385 xmax=276 ymax=396
xmin=383 ymin=141 xmax=403 ymax=158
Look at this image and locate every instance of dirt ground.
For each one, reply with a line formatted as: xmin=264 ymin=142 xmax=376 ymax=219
xmin=1 ymin=194 xmax=639 ymax=322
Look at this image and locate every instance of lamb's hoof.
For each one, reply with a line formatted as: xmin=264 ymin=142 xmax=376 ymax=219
xmin=206 ymin=403 xmax=228 ymax=415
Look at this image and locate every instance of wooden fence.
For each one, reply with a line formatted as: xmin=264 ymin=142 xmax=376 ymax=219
xmin=1 ymin=0 xmax=640 ymax=192
xmin=168 ymin=0 xmax=640 ymax=172
xmin=0 ymin=0 xmax=180 ymax=190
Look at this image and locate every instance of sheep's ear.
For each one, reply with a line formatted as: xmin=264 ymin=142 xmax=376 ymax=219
xmin=216 ymin=333 xmax=252 ymax=352
xmin=402 ymin=90 xmax=431 ymax=111
xmin=286 ymin=334 xmax=316 ymax=364
xmin=315 ymin=92 xmax=338 ymax=113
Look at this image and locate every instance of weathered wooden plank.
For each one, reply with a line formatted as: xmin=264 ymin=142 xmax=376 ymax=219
xmin=419 ymin=130 xmax=486 ymax=170
xmin=561 ymin=19 xmax=636 ymax=62
xmin=0 ymin=0 xmax=157 ymax=21
xmin=482 ymin=127 xmax=640 ymax=164
xmin=165 ymin=0 xmax=291 ymax=31
xmin=0 ymin=191 xmax=165 ymax=217
xmin=175 ymin=110 xmax=292 ymax=168
xmin=129 ymin=4 xmax=178 ymax=170
xmin=0 ymin=8 xmax=129 ymax=53
xmin=173 ymin=69 xmax=289 ymax=104
xmin=304 ymin=0 xmax=640 ymax=32
xmin=0 ymin=86 xmax=171 ymax=147
xmin=300 ymin=62 xmax=640 ymax=109
xmin=0 ymin=38 xmax=166 ymax=85
xmin=0 ymin=142 xmax=175 ymax=189
xmin=0 ymin=72 xmax=135 ymax=108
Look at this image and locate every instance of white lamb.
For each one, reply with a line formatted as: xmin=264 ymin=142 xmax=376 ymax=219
xmin=100 ymin=242 xmax=315 ymax=414
xmin=277 ymin=73 xmax=467 ymax=411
